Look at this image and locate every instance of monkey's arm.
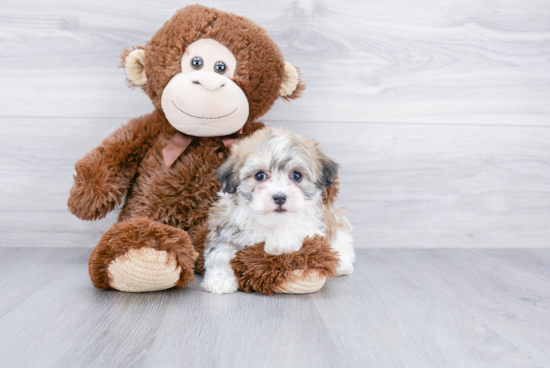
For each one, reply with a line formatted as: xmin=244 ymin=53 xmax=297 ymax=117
xmin=68 ymin=112 xmax=163 ymax=220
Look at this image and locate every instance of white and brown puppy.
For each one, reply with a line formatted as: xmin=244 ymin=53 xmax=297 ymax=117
xmin=202 ymin=127 xmax=354 ymax=294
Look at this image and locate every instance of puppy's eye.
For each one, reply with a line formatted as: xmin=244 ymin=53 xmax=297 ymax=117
xmin=255 ymin=172 xmax=267 ymax=181
xmin=291 ymin=171 xmax=302 ymax=182
xmin=214 ymin=61 xmax=226 ymax=74
xmin=191 ymin=57 xmax=203 ymax=69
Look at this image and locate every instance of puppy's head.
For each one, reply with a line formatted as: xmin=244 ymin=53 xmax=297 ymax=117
xmin=217 ymin=127 xmax=338 ymax=217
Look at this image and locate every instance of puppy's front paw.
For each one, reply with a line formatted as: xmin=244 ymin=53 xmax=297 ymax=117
xmin=264 ymin=235 xmax=303 ymax=256
xmin=337 ymin=260 xmax=354 ymax=276
xmin=202 ymin=272 xmax=239 ymax=294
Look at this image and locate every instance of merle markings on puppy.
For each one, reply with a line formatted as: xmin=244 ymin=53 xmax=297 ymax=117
xmin=202 ymin=127 xmax=355 ymax=294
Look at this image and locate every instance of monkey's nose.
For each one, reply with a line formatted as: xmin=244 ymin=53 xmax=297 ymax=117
xmin=191 ymin=73 xmax=226 ymax=91
xmin=272 ymin=193 xmax=287 ymax=205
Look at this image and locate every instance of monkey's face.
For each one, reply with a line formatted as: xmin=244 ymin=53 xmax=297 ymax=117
xmin=160 ymin=39 xmax=250 ymax=137
xmin=121 ymin=5 xmax=305 ymax=138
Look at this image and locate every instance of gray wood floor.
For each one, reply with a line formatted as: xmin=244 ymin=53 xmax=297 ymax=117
xmin=1 ymin=247 xmax=550 ymax=368
xmin=1 ymin=0 xmax=550 ymax=249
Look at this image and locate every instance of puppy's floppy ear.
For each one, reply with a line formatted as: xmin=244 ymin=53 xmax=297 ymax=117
xmin=318 ymin=155 xmax=339 ymax=188
xmin=119 ymin=47 xmax=147 ymax=87
xmin=279 ymin=62 xmax=306 ymax=100
xmin=216 ymin=159 xmax=240 ymax=194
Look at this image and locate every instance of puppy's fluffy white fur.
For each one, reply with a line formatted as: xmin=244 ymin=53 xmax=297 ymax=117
xmin=202 ymin=127 xmax=354 ymax=294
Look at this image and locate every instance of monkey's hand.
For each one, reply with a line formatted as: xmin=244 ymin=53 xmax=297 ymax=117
xmin=67 ymin=114 xmax=159 ymax=221
xmin=67 ymin=153 xmax=128 ymax=221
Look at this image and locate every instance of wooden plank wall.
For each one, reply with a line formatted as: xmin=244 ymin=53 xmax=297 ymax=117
xmin=1 ymin=0 xmax=549 ymax=248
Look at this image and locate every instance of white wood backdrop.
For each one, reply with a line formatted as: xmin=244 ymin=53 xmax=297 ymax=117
xmin=1 ymin=0 xmax=549 ymax=248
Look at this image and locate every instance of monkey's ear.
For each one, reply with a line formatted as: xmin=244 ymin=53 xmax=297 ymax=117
xmin=279 ymin=62 xmax=306 ymax=100
xmin=216 ymin=159 xmax=240 ymax=194
xmin=120 ymin=47 xmax=147 ymax=86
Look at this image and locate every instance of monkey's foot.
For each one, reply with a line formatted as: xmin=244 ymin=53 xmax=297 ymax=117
xmin=107 ymin=248 xmax=182 ymax=292
xmin=89 ymin=217 xmax=198 ymax=292
xmin=272 ymin=270 xmax=327 ymax=294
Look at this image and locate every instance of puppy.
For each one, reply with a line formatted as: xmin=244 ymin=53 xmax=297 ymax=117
xmin=202 ymin=127 xmax=354 ymax=294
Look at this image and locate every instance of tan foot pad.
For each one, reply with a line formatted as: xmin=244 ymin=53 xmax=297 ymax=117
xmin=271 ymin=270 xmax=327 ymax=294
xmin=107 ymin=248 xmax=181 ymax=292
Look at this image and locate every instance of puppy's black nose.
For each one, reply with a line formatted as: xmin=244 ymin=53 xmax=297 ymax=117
xmin=273 ymin=193 xmax=286 ymax=205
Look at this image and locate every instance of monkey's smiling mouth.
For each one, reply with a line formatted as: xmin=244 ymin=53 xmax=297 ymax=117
xmin=172 ymin=100 xmax=237 ymax=120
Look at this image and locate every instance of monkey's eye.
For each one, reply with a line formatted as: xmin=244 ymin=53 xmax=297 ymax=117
xmin=291 ymin=171 xmax=302 ymax=182
xmin=191 ymin=57 xmax=203 ymax=69
xmin=214 ymin=61 xmax=226 ymax=74
xmin=255 ymin=171 xmax=267 ymax=181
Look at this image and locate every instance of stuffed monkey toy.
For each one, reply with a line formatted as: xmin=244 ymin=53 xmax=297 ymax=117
xmin=68 ymin=5 xmax=338 ymax=293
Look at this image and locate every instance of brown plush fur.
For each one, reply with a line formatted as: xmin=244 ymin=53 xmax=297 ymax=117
xmin=230 ymin=235 xmax=340 ymax=295
xmin=189 ymin=221 xmax=209 ymax=276
xmin=68 ymin=5 xmax=300 ymax=290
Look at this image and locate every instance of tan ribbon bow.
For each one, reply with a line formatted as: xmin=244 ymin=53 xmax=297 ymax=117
xmin=162 ymin=128 xmax=243 ymax=168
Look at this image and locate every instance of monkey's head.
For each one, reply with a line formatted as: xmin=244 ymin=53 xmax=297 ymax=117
xmin=121 ymin=5 xmax=304 ymax=137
